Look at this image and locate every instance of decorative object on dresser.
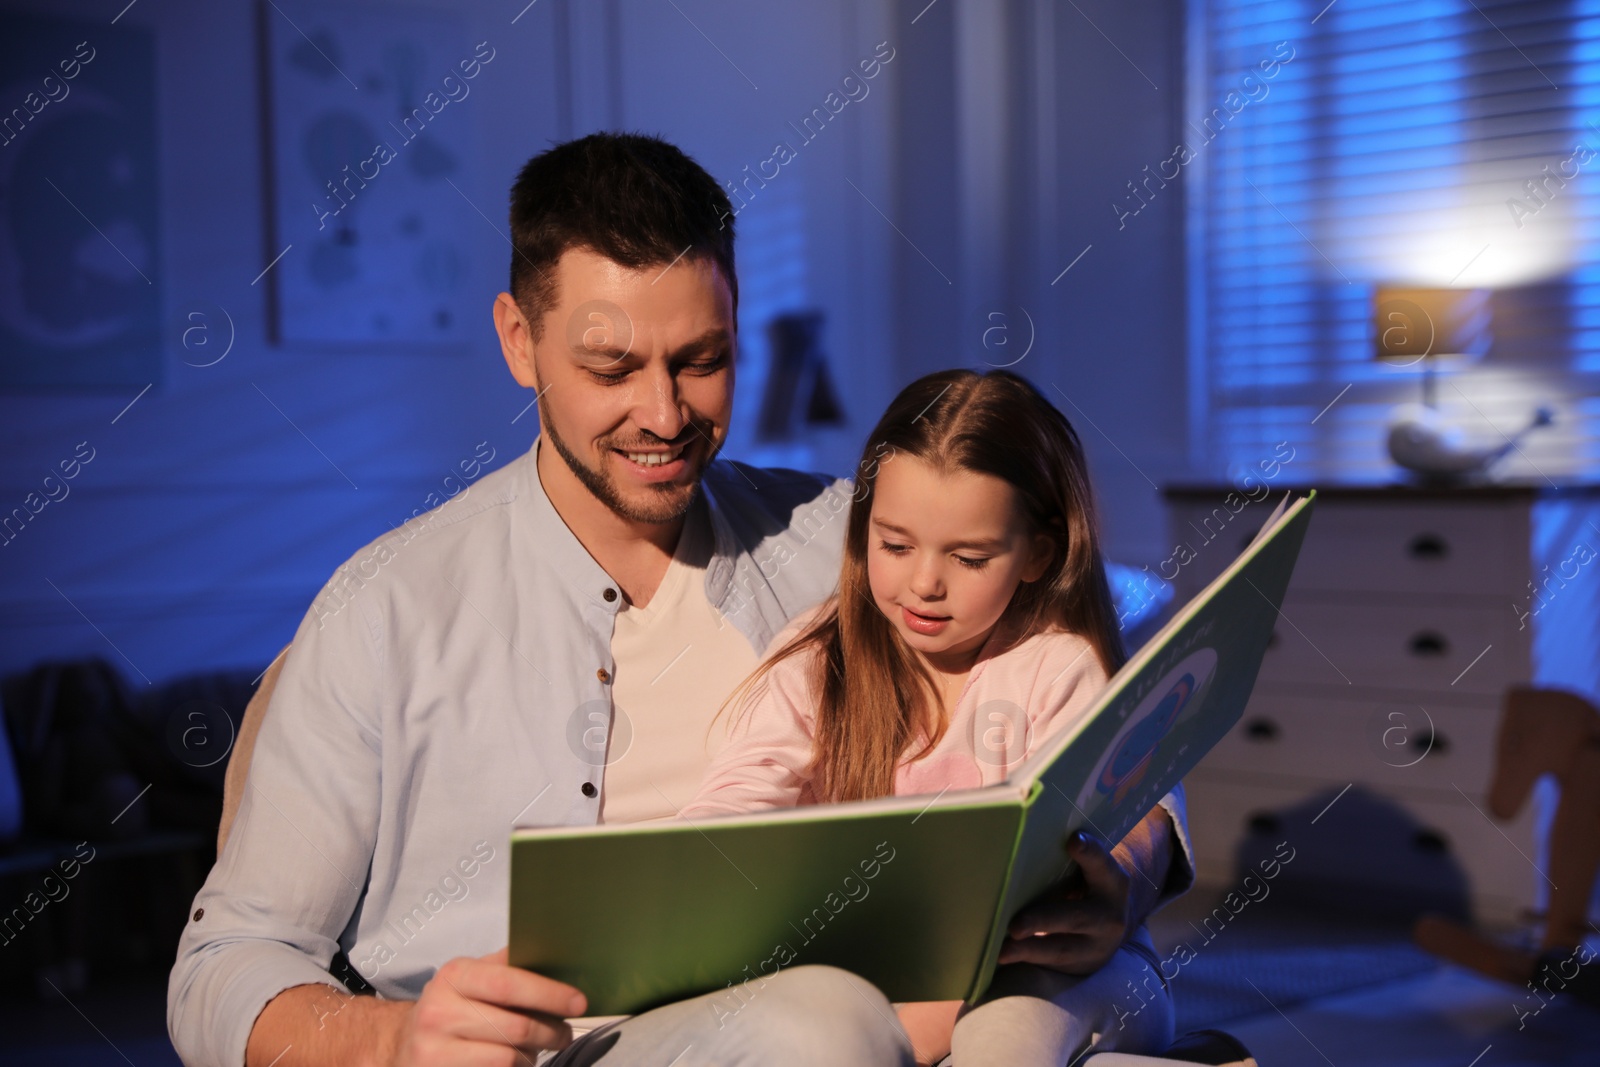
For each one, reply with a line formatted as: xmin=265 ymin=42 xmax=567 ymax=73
xmin=1373 ymin=287 xmax=1556 ymax=482
xmin=1385 ymin=403 xmax=1555 ymax=484
xmin=1162 ymin=483 xmax=1600 ymax=929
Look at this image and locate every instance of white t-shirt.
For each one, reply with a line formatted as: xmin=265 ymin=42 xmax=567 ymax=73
xmin=600 ymin=498 xmax=763 ymax=823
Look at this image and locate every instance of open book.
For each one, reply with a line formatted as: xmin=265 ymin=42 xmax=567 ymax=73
xmin=508 ymin=492 xmax=1315 ymax=1015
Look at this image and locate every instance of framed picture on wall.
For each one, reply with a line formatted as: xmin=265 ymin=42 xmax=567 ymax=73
xmin=260 ymin=0 xmax=485 ymax=345
xmin=0 ymin=13 xmax=160 ymax=390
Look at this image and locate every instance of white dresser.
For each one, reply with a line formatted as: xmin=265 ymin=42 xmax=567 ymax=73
xmin=1164 ymin=485 xmax=1600 ymax=927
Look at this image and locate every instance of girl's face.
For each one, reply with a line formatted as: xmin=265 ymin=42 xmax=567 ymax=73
xmin=865 ymin=454 xmax=1054 ymax=670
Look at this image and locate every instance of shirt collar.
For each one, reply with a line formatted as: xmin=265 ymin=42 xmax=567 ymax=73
xmin=512 ymin=435 xmax=739 ymax=613
xmin=513 ymin=436 xmax=624 ymax=612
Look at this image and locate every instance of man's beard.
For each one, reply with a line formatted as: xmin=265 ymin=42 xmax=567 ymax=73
xmin=543 ymin=416 xmax=720 ymax=525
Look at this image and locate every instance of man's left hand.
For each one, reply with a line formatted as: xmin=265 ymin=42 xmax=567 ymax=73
xmin=996 ymin=830 xmax=1134 ymax=974
xmin=997 ymin=804 xmax=1175 ymax=975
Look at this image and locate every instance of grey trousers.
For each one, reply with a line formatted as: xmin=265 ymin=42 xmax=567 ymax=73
xmin=944 ymin=929 xmax=1174 ymax=1066
xmin=538 ymin=965 xmax=916 ymax=1067
xmin=542 ymin=932 xmax=1172 ymax=1067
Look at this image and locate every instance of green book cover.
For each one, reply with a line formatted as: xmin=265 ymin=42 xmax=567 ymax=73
xmin=509 ymin=492 xmax=1316 ymax=1015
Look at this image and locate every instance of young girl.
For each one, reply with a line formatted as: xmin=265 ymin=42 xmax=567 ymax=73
xmin=681 ymin=369 xmax=1185 ymax=1066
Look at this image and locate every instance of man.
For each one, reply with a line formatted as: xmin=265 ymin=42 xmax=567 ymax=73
xmin=168 ymin=133 xmax=1192 ymax=1067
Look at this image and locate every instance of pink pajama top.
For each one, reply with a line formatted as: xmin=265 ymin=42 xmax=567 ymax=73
xmin=682 ymin=604 xmax=1114 ymax=814
xmin=682 ymin=600 xmax=1198 ymax=912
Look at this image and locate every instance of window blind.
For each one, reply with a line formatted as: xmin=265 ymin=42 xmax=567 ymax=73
xmin=1192 ymin=0 xmax=1600 ymax=482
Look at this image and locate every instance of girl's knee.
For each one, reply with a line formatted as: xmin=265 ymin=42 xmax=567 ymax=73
xmin=951 ymin=954 xmax=1175 ymax=1065
xmin=728 ymin=965 xmax=913 ymax=1065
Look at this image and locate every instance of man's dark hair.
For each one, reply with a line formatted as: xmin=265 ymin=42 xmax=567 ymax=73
xmin=508 ymin=132 xmax=737 ymax=337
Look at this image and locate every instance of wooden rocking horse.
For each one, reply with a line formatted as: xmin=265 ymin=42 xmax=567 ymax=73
xmin=1414 ymin=685 xmax=1600 ymax=1007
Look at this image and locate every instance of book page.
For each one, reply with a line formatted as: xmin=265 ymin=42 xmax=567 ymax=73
xmin=1003 ymin=492 xmax=1314 ymax=789
xmin=960 ymin=493 xmax=1316 ymax=998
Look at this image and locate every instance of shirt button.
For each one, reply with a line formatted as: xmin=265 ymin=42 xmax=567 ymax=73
xmin=581 ymin=782 xmax=598 ymax=798
xmin=603 ymin=587 xmax=618 ymax=602
xmin=193 ymin=908 xmax=204 ymax=922
xmin=597 ymin=668 xmax=611 ymax=683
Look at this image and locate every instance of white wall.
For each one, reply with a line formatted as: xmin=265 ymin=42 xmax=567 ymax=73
xmin=0 ymin=0 xmax=1189 ymax=683
xmin=885 ymin=0 xmax=1192 ymax=561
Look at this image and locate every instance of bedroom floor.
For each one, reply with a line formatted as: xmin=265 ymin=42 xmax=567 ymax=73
xmin=1223 ymin=966 xmax=1595 ymax=1067
xmin=1 ymin=895 xmax=1596 ymax=1066
xmin=1148 ymin=886 xmax=1600 ymax=1066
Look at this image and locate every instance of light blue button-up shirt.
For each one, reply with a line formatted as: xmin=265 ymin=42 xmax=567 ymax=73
xmin=167 ymin=437 xmax=1192 ymax=1067
xmin=167 ymin=439 xmax=858 ymax=1066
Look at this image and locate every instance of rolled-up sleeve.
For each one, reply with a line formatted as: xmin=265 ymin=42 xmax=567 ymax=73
xmin=167 ymin=583 xmax=384 ymax=1067
xmin=1154 ymin=784 xmax=1196 ymax=909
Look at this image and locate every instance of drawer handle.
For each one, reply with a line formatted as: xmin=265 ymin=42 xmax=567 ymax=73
xmin=1408 ymin=631 xmax=1449 ymax=657
xmin=1247 ymin=812 xmax=1281 ymax=835
xmin=1413 ymin=829 xmax=1449 ymax=855
xmin=1408 ymin=533 xmax=1449 ymax=560
xmin=1405 ymin=729 xmax=1449 ymax=761
xmin=1244 ymin=718 xmax=1280 ymax=742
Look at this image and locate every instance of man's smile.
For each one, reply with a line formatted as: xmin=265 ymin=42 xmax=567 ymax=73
xmin=609 ymin=438 xmax=696 ymax=484
xmin=614 ymin=442 xmax=688 ymax=467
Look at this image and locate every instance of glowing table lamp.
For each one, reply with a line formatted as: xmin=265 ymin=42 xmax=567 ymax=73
xmin=1374 ymin=287 xmax=1491 ymax=408
xmin=1374 ymin=286 xmax=1553 ymax=480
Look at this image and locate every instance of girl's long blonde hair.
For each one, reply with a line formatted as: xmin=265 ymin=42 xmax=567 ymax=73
xmin=724 ymin=369 xmax=1125 ymax=803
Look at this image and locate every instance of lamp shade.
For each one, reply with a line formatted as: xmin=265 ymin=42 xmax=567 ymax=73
xmin=1374 ymin=287 xmax=1492 ymax=363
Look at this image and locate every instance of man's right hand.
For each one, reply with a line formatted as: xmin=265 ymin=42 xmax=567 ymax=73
xmin=247 ymin=946 xmax=588 ymax=1067
xmin=395 ymin=947 xmax=588 ymax=1067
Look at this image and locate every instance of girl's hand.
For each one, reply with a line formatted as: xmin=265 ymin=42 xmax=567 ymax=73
xmin=998 ymin=805 xmax=1174 ymax=974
